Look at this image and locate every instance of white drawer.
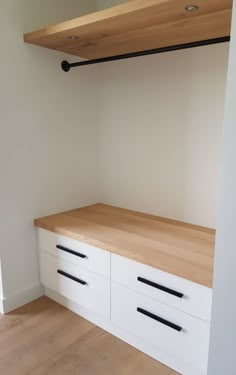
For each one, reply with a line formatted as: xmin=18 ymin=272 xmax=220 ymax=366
xmin=38 ymin=229 xmax=110 ymax=279
xmin=111 ymin=282 xmax=209 ymax=374
xmin=111 ymin=254 xmax=212 ymax=322
xmin=40 ymin=251 xmax=110 ymax=319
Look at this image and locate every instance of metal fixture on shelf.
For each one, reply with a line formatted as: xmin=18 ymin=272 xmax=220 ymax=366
xmin=184 ymin=5 xmax=199 ymax=12
xmin=68 ymin=36 xmax=80 ymax=40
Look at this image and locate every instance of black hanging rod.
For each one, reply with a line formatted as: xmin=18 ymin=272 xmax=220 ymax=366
xmin=61 ymin=36 xmax=230 ymax=72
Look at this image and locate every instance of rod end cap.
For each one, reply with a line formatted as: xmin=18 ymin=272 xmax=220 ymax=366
xmin=61 ymin=61 xmax=71 ymax=72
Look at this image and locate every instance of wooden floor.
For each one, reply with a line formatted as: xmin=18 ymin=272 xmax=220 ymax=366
xmin=0 ymin=297 xmax=178 ymax=375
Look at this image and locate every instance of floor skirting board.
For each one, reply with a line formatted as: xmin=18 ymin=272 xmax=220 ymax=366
xmin=45 ymin=287 xmax=205 ymax=375
xmin=0 ymin=296 xmax=4 ymax=314
xmin=1 ymin=283 xmax=43 ymax=314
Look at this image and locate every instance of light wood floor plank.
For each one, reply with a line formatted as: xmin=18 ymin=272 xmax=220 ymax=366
xmin=0 ymin=297 xmax=178 ymax=375
xmin=0 ymin=297 xmax=54 ymax=335
xmin=0 ymin=302 xmax=69 ymax=359
xmin=0 ymin=311 xmax=92 ymax=374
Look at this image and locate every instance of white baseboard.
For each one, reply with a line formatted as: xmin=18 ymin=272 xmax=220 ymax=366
xmin=0 ymin=295 xmax=4 ymax=314
xmin=1 ymin=283 xmax=44 ymax=314
xmin=45 ymin=287 xmax=204 ymax=375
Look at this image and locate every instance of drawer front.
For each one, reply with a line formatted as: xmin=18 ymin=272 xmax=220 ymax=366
xmin=111 ymin=254 xmax=212 ymax=322
xmin=38 ymin=229 xmax=110 ymax=279
xmin=111 ymin=282 xmax=210 ymax=373
xmin=40 ymin=251 xmax=110 ymax=319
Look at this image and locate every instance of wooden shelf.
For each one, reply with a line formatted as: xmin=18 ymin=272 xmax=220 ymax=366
xmin=24 ymin=0 xmax=232 ymax=60
xmin=34 ymin=204 xmax=215 ymax=288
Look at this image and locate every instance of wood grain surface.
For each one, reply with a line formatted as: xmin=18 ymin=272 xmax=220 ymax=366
xmin=34 ymin=204 xmax=215 ymax=288
xmin=24 ymin=0 xmax=232 ymax=59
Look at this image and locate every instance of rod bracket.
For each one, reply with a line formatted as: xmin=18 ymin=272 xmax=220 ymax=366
xmin=61 ymin=60 xmax=71 ymax=72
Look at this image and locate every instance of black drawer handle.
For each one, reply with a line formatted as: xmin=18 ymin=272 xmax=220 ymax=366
xmin=137 ymin=307 xmax=182 ymax=332
xmin=137 ymin=277 xmax=184 ymax=299
xmin=57 ymin=270 xmax=87 ymax=285
xmin=56 ymin=245 xmax=87 ymax=259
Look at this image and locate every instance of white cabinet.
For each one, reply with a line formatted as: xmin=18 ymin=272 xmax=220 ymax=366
xmin=40 ymin=251 xmax=110 ymax=319
xmin=111 ymin=282 xmax=210 ymax=374
xmin=111 ymin=253 xmax=212 ymax=322
xmin=38 ymin=228 xmax=110 ymax=279
xmin=37 ymin=228 xmax=211 ymax=375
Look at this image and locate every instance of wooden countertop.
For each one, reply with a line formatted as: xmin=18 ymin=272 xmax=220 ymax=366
xmin=34 ymin=204 xmax=215 ymax=288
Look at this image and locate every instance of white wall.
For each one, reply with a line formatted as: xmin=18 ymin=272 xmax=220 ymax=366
xmin=208 ymin=4 xmax=236 ymax=374
xmin=21 ymin=0 xmax=97 ymax=32
xmin=0 ymin=261 xmax=3 ymax=313
xmin=97 ymin=0 xmax=128 ymax=10
xmin=0 ymin=0 xmax=98 ymax=312
xmin=97 ymin=44 xmax=229 ymax=228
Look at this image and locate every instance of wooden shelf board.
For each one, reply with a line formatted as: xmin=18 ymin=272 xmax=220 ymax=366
xmin=34 ymin=204 xmax=215 ymax=288
xmin=24 ymin=0 xmax=232 ymax=59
